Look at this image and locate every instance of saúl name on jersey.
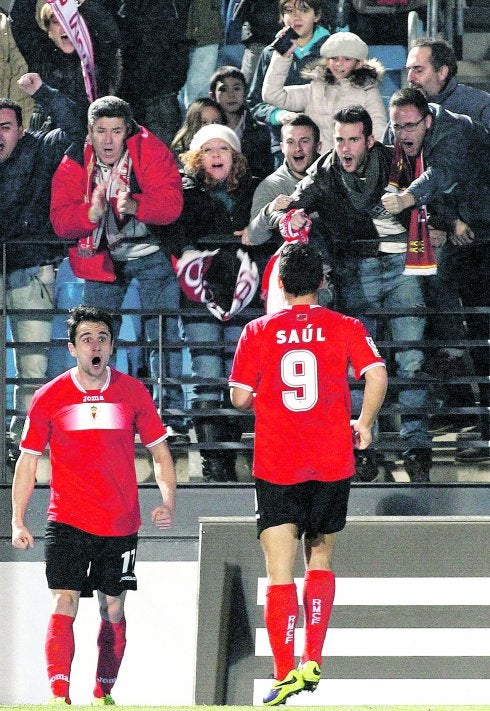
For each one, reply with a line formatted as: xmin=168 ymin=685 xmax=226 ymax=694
xmin=276 ymin=325 xmax=326 ymax=345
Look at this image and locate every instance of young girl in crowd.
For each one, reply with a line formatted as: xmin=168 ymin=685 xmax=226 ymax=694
xmin=171 ymin=97 xmax=226 ymax=158
xmin=262 ymin=30 xmax=387 ymax=150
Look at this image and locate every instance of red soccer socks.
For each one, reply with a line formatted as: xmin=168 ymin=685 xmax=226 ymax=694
xmin=45 ymin=613 xmax=75 ymax=702
xmin=264 ymin=583 xmax=298 ymax=680
xmin=93 ymin=617 xmax=127 ymax=699
xmin=301 ymin=569 xmax=335 ymax=665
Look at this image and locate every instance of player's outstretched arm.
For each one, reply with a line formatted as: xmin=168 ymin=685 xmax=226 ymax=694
xmin=11 ymin=451 xmax=38 ymax=549
xmin=351 ymin=365 xmax=388 ymax=450
xmin=149 ymin=441 xmax=177 ymax=530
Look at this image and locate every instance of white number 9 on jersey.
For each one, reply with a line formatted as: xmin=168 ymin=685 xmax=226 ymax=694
xmin=281 ymin=349 xmax=318 ymax=412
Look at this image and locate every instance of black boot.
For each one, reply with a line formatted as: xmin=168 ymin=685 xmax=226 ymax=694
xmin=191 ymin=401 xmax=236 ymax=482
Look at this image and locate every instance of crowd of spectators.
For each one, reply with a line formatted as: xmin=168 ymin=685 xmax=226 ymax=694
xmin=1 ymin=0 xmax=488 ymax=482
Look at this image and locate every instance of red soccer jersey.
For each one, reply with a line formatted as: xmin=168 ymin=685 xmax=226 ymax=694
xmin=20 ymin=367 xmax=167 ymax=536
xmin=229 ymin=304 xmax=385 ymax=484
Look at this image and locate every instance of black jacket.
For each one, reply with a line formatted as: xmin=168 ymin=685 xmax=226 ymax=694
xmin=273 ymin=142 xmax=410 ymax=258
xmin=0 ymin=84 xmax=81 ymax=271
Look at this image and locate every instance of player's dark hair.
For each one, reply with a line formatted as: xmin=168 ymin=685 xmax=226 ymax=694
xmin=333 ymin=105 xmax=373 ymax=139
xmin=411 ymin=37 xmax=458 ymax=80
xmin=389 ymin=87 xmax=431 ymax=117
xmin=0 ymin=98 xmax=23 ymax=126
xmin=67 ymin=305 xmax=115 ymax=344
xmin=281 ymin=113 xmax=321 ymax=145
xmin=279 ymin=243 xmax=323 ymax=296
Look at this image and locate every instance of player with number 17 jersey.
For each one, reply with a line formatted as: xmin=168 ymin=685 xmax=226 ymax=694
xmin=229 ymin=304 xmax=384 ymax=484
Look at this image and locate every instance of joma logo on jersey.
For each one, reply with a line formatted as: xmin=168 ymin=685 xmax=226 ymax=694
xmin=276 ymin=325 xmax=326 ymax=344
xmin=83 ymin=395 xmax=105 ymax=402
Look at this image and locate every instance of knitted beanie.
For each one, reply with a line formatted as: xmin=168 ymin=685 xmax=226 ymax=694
xmin=320 ymin=32 xmax=368 ymax=61
xmin=189 ymin=124 xmax=241 ymax=153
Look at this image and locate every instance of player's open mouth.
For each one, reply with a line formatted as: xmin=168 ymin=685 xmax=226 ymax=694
xmin=343 ymin=156 xmax=353 ymax=166
xmin=212 ymin=162 xmax=224 ymax=168
xmin=92 ymin=357 xmax=101 ymax=366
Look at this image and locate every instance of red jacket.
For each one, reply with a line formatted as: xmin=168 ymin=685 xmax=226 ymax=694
xmin=50 ymin=125 xmax=183 ymax=282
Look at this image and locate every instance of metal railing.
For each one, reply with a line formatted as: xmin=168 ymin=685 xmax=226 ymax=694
xmin=1 ymin=241 xmax=489 ymax=483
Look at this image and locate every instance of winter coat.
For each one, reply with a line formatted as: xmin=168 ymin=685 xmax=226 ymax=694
xmin=171 ymin=169 xmax=270 ymax=306
xmin=0 ymin=84 xmax=80 ymax=272
xmin=111 ymin=0 xmax=190 ymax=104
xmin=428 ymin=75 xmax=490 ymax=131
xmin=262 ymin=51 xmax=387 ymax=150
xmin=10 ymin=0 xmax=121 ymax=128
xmin=247 ymin=26 xmax=329 ymax=156
xmin=271 ymin=142 xmax=409 ymax=258
xmin=50 ymin=125 xmax=183 ymax=283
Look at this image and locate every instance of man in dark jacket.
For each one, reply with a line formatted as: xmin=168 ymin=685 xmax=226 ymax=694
xmin=0 ymin=73 xmax=80 ymax=451
xmin=382 ymin=86 xmax=489 ymax=463
xmin=406 ymin=38 xmax=490 ymax=131
xmin=270 ymin=105 xmax=438 ymax=481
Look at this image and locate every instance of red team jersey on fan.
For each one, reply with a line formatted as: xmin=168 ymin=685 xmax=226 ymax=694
xmin=20 ymin=367 xmax=167 ymax=536
xmin=229 ymin=305 xmax=385 ymax=484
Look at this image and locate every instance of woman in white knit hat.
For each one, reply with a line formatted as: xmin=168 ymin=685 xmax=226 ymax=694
xmin=262 ymin=30 xmax=387 ymax=151
xmin=169 ymin=123 xmax=267 ymax=482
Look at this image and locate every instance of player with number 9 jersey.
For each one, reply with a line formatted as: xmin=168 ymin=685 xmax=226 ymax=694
xmin=229 ymin=304 xmax=384 ymax=484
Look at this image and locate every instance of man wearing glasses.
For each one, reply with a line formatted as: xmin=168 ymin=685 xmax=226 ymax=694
xmin=382 ymin=87 xmax=489 ymax=464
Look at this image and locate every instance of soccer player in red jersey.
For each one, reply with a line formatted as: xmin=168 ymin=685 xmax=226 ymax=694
xmin=229 ymin=243 xmax=387 ymax=706
xmin=11 ymin=305 xmax=176 ymax=706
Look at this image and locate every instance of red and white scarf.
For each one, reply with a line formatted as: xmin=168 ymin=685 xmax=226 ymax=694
xmin=173 ymin=249 xmax=259 ymax=321
xmin=78 ymin=149 xmax=133 ymax=257
xmin=387 ymin=141 xmax=437 ymax=275
xmin=47 ymin=0 xmax=97 ymax=103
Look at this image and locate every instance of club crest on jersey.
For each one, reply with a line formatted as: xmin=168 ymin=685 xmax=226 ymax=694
xmin=90 ymin=405 xmax=97 ymax=420
xmin=276 ymin=324 xmax=326 ymax=344
xmin=366 ymin=336 xmax=381 ymax=357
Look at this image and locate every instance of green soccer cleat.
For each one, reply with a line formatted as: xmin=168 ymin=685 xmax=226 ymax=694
xmin=48 ymin=698 xmax=70 ymax=706
xmin=92 ymin=694 xmax=115 ymax=705
xmin=298 ymin=660 xmax=321 ymax=691
xmin=262 ymin=668 xmax=305 ymax=706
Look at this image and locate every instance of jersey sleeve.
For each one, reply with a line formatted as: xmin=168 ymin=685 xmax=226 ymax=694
xmin=19 ymin=389 xmax=51 ymax=455
xmin=229 ymin=321 xmax=262 ymax=392
xmin=133 ymin=380 xmax=168 ymax=447
xmin=346 ymin=317 xmax=385 ymax=379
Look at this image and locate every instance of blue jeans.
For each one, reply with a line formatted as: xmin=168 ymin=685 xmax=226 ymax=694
xmin=337 ymin=252 xmax=431 ymax=450
xmin=184 ymin=311 xmax=243 ymax=403
xmin=83 ymin=250 xmax=186 ymax=430
xmin=2 ymin=264 xmax=55 ymax=443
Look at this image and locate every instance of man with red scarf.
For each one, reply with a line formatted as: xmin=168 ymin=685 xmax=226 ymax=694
xmin=50 ymin=95 xmax=189 ymax=441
